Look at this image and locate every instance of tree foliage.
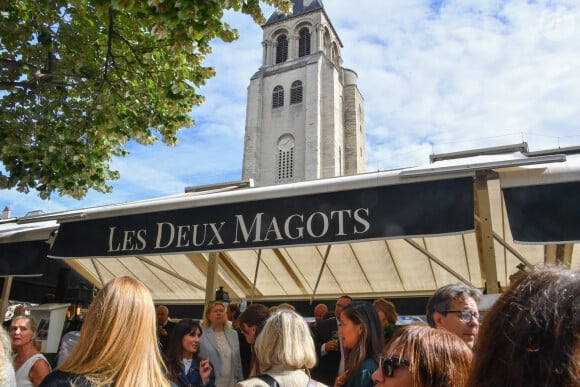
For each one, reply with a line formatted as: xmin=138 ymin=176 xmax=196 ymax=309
xmin=0 ymin=0 xmax=291 ymax=199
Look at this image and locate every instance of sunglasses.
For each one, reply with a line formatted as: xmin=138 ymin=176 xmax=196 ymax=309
xmin=378 ymin=356 xmax=410 ymax=377
xmin=443 ymin=310 xmax=480 ymax=323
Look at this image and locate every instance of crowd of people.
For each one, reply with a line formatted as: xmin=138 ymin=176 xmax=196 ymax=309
xmin=1 ymin=264 xmax=577 ymax=386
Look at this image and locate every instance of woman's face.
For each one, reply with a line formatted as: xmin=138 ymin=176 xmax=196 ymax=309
xmin=372 ymin=347 xmax=414 ymax=387
xmin=338 ymin=314 xmax=362 ymax=349
xmin=241 ymin=323 xmax=257 ymax=344
xmin=209 ymin=304 xmax=226 ymax=326
xmin=10 ymin=318 xmax=34 ymax=348
xmin=182 ymin=327 xmax=202 ymax=356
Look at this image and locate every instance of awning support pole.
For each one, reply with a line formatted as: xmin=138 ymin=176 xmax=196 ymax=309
xmin=404 ymin=239 xmax=473 ymax=286
xmin=0 ymin=276 xmax=13 ymax=325
xmin=310 ymin=245 xmax=332 ymax=304
xmin=250 ymin=250 xmax=262 ymax=304
xmin=474 ymin=215 xmax=532 ymax=267
xmin=90 ymin=258 xmax=105 ymax=286
xmin=474 ymin=174 xmax=500 ymax=293
xmin=204 ymin=252 xmax=219 ymax=308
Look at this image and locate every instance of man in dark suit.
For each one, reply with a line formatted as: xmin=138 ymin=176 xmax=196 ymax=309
xmin=156 ymin=305 xmax=177 ymax=355
xmin=310 ymin=295 xmax=352 ymax=386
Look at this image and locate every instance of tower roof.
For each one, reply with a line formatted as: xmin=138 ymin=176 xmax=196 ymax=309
xmin=265 ymin=0 xmax=324 ymax=25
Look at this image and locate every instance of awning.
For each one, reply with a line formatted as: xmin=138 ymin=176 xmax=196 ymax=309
xmin=2 ymin=150 xmax=579 ymax=304
xmin=49 ymin=176 xmax=474 ymax=258
xmin=0 ymin=221 xmax=58 ymax=277
xmin=499 ymin=155 xmax=580 ymax=244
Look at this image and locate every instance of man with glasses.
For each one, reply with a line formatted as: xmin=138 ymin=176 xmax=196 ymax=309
xmin=310 ymin=295 xmax=352 ymax=386
xmin=425 ymin=283 xmax=482 ymax=349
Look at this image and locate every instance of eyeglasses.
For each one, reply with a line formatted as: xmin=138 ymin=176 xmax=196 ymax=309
xmin=443 ymin=310 xmax=479 ymax=323
xmin=378 ymin=356 xmax=410 ymax=377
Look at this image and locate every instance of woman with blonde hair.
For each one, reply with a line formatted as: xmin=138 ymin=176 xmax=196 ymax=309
xmin=372 ymin=324 xmax=472 ymax=387
xmin=237 ymin=309 xmax=326 ymax=387
xmin=200 ymin=301 xmax=243 ymax=387
xmin=0 ymin=328 xmax=16 ymax=386
xmin=11 ymin=315 xmax=51 ymax=386
xmin=39 ymin=276 xmax=170 ymax=387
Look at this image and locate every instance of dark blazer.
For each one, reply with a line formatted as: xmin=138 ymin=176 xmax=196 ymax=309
xmin=158 ymin=319 xmax=177 ymax=354
xmin=310 ymin=317 xmax=341 ymax=386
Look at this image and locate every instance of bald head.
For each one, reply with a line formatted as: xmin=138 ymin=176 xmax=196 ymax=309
xmin=314 ymin=304 xmax=328 ymax=322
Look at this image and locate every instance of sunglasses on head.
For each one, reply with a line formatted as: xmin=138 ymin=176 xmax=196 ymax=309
xmin=378 ymin=356 xmax=410 ymax=377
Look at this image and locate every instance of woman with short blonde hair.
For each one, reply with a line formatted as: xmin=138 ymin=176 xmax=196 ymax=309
xmin=11 ymin=315 xmax=51 ymax=386
xmin=237 ymin=309 xmax=325 ymax=386
xmin=39 ymin=276 xmax=169 ymax=386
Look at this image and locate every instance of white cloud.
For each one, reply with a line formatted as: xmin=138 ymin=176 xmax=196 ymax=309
xmin=4 ymin=1 xmax=580 ymax=217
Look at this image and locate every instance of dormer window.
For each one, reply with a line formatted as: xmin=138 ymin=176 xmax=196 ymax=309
xmin=276 ymin=35 xmax=288 ymax=63
xmin=298 ymin=28 xmax=311 ymax=57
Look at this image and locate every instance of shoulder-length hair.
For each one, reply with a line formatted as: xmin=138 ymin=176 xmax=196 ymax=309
xmin=372 ymin=298 xmax=398 ymax=324
xmin=386 ymin=324 xmax=472 ymax=387
xmin=468 ymin=265 xmax=580 ymax=387
xmin=341 ymin=301 xmax=383 ymax=383
xmin=166 ymin=319 xmax=203 ymax=384
xmin=238 ymin=304 xmax=270 ymax=333
xmin=201 ymin=301 xmax=231 ymax=330
xmin=254 ymin=309 xmax=316 ymax=373
xmin=59 ymin=276 xmax=169 ymax=387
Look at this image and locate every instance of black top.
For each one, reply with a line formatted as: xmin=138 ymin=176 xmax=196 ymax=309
xmin=39 ymin=370 xmax=93 ymax=387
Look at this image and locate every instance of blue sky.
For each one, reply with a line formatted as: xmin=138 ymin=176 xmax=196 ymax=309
xmin=3 ymin=0 xmax=580 ymax=217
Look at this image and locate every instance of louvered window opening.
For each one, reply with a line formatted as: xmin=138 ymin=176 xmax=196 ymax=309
xmin=272 ymin=86 xmax=284 ymax=108
xmin=276 ymin=35 xmax=288 ymax=63
xmin=277 ymin=148 xmax=294 ymax=180
xmin=290 ymin=81 xmax=303 ymax=104
xmin=299 ymin=28 xmax=311 ymax=57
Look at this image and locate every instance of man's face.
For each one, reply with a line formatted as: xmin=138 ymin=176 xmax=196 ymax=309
xmin=433 ymin=296 xmax=479 ymax=348
xmin=314 ymin=305 xmax=327 ymax=322
xmin=156 ymin=307 xmax=168 ymax=325
xmin=335 ymin=297 xmax=351 ymax=321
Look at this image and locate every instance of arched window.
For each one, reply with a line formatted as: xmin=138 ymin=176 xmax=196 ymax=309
xmin=298 ymin=28 xmax=311 ymax=57
xmin=276 ymin=35 xmax=288 ymax=64
xmin=277 ymin=135 xmax=295 ymax=181
xmin=290 ymin=81 xmax=303 ymax=104
xmin=272 ymin=85 xmax=284 ymax=108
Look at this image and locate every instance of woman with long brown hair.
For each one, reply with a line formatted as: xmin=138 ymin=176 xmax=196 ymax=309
xmin=166 ymin=319 xmax=214 ymax=387
xmin=335 ymin=301 xmax=383 ymax=387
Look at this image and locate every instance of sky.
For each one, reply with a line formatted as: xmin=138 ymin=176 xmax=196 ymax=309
xmin=3 ymin=0 xmax=580 ymax=218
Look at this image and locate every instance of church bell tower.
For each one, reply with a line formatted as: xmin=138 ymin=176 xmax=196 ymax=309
xmin=241 ymin=0 xmax=366 ymax=186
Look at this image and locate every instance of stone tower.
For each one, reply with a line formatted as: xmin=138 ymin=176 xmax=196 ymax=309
xmin=241 ymin=0 xmax=366 ymax=186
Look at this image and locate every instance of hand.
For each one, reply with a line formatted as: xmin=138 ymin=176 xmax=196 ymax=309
xmin=334 ymin=373 xmax=347 ymax=387
xmin=159 ymin=328 xmax=167 ymax=336
xmin=324 ymin=339 xmax=339 ymax=352
xmin=200 ymin=355 xmax=212 ymax=382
